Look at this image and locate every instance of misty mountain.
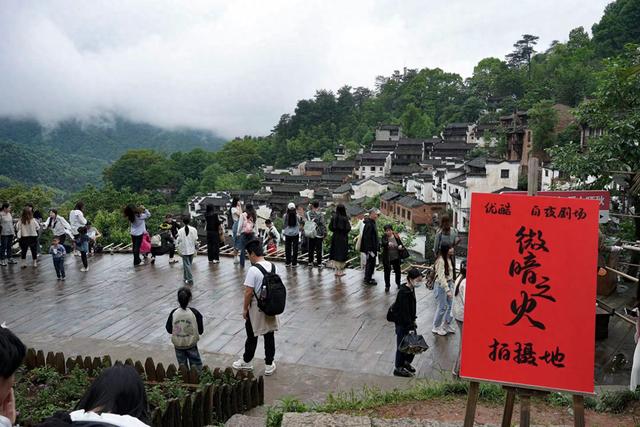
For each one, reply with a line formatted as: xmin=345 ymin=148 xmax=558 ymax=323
xmin=0 ymin=117 xmax=226 ymax=192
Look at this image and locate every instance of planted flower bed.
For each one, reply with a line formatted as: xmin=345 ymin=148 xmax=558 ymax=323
xmin=15 ymin=349 xmax=264 ymax=427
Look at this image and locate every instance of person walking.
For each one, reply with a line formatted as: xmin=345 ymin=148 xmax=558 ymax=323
xmin=176 ymin=216 xmax=198 ymax=286
xmin=432 ymin=215 xmax=460 ymax=278
xmin=282 ymin=203 xmax=300 ymax=268
xmin=392 ymin=268 xmax=423 ymax=377
xmin=236 ymin=204 xmax=257 ymax=268
xmin=166 ymin=287 xmax=204 ymax=371
xmin=69 ymin=202 xmax=87 ymax=256
xmin=230 ymin=198 xmax=242 ymax=264
xmin=432 ymin=243 xmax=455 ymax=336
xmin=0 ymin=203 xmax=17 ymax=266
xmin=43 ymin=209 xmax=72 ymax=247
xmin=17 ymin=207 xmax=40 ymax=268
xmin=381 ymin=224 xmax=406 ymax=292
xmin=304 ymin=201 xmax=326 ymax=268
xmin=451 ymin=260 xmax=467 ymax=377
xmin=151 ymin=223 xmax=178 ymax=264
xmin=124 ymin=205 xmax=150 ymax=266
xmin=49 ymin=236 xmax=67 ymax=280
xmin=232 ymin=239 xmax=279 ymax=376
xmin=360 ymin=208 xmax=380 ymax=285
xmin=75 ymin=226 xmax=90 ymax=272
xmin=329 ymin=204 xmax=351 ymax=278
xmin=205 ymin=204 xmax=222 ymax=264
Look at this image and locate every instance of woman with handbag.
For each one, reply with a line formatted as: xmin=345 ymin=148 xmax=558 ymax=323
xmin=392 ymin=268 xmax=424 ymax=377
xmin=432 ymin=243 xmax=456 ymax=336
xmin=381 ymin=224 xmax=409 ymax=292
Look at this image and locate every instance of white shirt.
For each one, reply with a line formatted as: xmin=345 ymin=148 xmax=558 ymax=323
xmin=44 ymin=216 xmax=72 ymax=237
xmin=231 ymin=206 xmax=241 ymax=222
xmin=70 ymin=410 xmax=150 ymax=427
xmin=176 ymin=226 xmax=198 ymax=256
xmin=0 ymin=212 xmax=14 ymax=236
xmin=0 ymin=415 xmax=11 ymax=427
xmin=130 ymin=209 xmax=150 ymax=236
xmin=69 ymin=209 xmax=87 ymax=233
xmin=244 ymin=260 xmax=279 ymax=292
xmin=452 ymin=277 xmax=466 ymax=322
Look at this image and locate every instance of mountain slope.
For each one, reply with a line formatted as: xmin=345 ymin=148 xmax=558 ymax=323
xmin=0 ymin=117 xmax=226 ymax=191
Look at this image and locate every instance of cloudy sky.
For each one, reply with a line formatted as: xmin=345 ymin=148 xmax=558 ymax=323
xmin=0 ymin=0 xmax=610 ymax=138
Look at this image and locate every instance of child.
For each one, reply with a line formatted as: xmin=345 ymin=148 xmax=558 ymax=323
xmin=49 ymin=237 xmax=66 ymax=280
xmin=165 ymin=287 xmax=204 ymax=371
xmin=140 ymin=231 xmax=152 ymax=260
xmin=75 ymin=226 xmax=90 ymax=272
xmin=264 ymin=219 xmax=280 ymax=255
xmin=86 ymin=221 xmax=102 ymax=255
xmin=0 ymin=325 xmax=26 ymax=427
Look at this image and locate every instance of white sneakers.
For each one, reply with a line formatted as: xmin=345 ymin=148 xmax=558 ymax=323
xmin=432 ymin=323 xmax=457 ymax=336
xmin=264 ymin=362 xmax=276 ymax=376
xmin=80 ymin=267 xmax=89 ymax=272
xmin=33 ymin=260 xmax=38 ymax=268
xmin=232 ymin=358 xmax=276 ymax=376
xmin=232 ymin=359 xmax=253 ymax=370
xmin=432 ymin=326 xmax=447 ymax=336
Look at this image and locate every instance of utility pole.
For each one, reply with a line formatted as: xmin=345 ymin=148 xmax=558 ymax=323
xmin=527 ymin=156 xmax=539 ymax=196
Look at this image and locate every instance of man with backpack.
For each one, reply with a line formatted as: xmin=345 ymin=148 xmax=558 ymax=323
xmin=233 ymin=239 xmax=285 ymax=376
xmin=304 ymin=200 xmax=326 ymax=268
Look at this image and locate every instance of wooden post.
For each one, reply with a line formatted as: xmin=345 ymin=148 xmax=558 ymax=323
xmin=501 ymin=387 xmax=516 ymax=427
xmin=519 ymin=390 xmax=531 ymax=427
xmin=527 ymin=156 xmax=539 ymax=196
xmin=463 ymin=381 xmax=480 ymax=427
xmin=573 ymin=395 xmax=585 ymax=427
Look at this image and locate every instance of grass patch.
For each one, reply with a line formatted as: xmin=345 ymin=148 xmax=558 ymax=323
xmin=265 ymin=381 xmax=640 ymax=427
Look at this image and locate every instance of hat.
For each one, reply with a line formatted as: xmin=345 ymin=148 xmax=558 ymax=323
xmin=287 ymin=202 xmax=296 ymax=210
xmin=369 ymin=208 xmax=381 ymax=215
xmin=159 ymin=223 xmax=172 ymax=230
xmin=407 ymin=268 xmax=424 ymax=281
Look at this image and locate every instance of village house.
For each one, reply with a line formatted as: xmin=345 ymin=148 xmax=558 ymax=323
xmin=380 ymin=191 xmax=447 ymax=230
xmin=355 ymin=152 xmax=392 ymax=178
xmin=351 ymin=177 xmax=391 ymax=199
xmin=375 ymin=124 xmax=403 ymax=141
xmin=468 ymin=122 xmax=499 ymax=146
xmin=429 ymin=141 xmax=474 ymax=160
xmin=332 ymin=183 xmax=352 ymax=202
xmin=405 ymin=173 xmax=435 ymax=202
xmin=442 ymin=123 xmax=472 ymax=143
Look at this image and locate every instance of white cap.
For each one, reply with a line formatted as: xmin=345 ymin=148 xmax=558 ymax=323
xmin=288 ymin=202 xmax=296 ymax=210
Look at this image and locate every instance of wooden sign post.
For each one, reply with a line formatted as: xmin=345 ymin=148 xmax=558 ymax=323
xmin=462 ymin=193 xmax=599 ymax=427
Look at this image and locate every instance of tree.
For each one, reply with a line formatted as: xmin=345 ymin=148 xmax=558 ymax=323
xmin=0 ymin=185 xmax=54 ymax=213
xmin=400 ymin=104 xmax=436 ymax=138
xmin=550 ymin=45 xmax=640 ymax=278
xmin=592 ymin=0 xmax=640 ymax=58
xmin=103 ymin=150 xmax=170 ymax=192
xmin=506 ymin=34 xmax=540 ymax=79
xmin=528 ymin=100 xmax=558 ymax=155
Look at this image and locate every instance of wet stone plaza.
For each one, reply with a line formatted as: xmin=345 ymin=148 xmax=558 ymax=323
xmin=0 ymin=253 xmax=635 ymax=393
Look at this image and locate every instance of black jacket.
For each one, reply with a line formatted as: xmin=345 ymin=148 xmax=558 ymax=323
xmin=359 ymin=218 xmax=379 ymax=253
xmin=329 ymin=215 xmax=351 ymax=262
xmin=394 ymin=284 xmax=417 ymax=329
xmin=381 ymin=233 xmax=405 ymax=266
xmin=205 ymin=213 xmax=221 ymax=232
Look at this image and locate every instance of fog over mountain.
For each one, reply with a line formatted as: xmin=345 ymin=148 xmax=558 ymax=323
xmin=0 ymin=0 xmax=609 ymax=138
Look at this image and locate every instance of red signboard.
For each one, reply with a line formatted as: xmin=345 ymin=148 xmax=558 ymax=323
xmin=460 ymin=193 xmax=599 ymax=394
xmin=502 ymin=190 xmax=610 ymax=223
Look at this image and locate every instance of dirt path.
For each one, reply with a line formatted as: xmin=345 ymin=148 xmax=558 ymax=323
xmin=351 ymin=397 xmax=640 ymax=426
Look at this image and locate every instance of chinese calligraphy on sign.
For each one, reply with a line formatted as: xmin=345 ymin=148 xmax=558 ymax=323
xmin=461 ymin=193 xmax=598 ymax=394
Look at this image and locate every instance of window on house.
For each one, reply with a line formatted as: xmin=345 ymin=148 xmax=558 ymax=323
xmin=370 ymin=166 xmax=375 ymax=171
xmin=501 ymin=169 xmax=510 ymax=178
xmin=390 ymin=129 xmax=399 ymax=137
xmin=545 ymin=170 xmax=549 ymax=177
xmin=407 ymin=211 xmax=411 ymax=220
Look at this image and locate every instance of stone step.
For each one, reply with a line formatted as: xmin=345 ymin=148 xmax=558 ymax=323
xmin=224 ymin=414 xmax=266 ymax=427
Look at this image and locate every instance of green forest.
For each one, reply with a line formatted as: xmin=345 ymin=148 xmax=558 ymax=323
xmin=1 ymin=0 xmax=639 ymax=246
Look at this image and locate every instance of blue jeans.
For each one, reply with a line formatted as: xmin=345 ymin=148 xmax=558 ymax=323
xmin=238 ymin=233 xmax=254 ymax=267
xmin=0 ymin=235 xmax=12 ymax=260
xmin=232 ymin=221 xmax=240 ymax=250
xmin=175 ymin=346 xmax=202 ymax=371
xmin=395 ymin=325 xmax=415 ymax=369
xmin=53 ymin=257 xmax=65 ymax=278
xmin=182 ymin=255 xmax=193 ymax=284
xmin=433 ymin=284 xmax=453 ymax=328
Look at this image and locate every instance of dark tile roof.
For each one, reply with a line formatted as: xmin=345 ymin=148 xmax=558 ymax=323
xmin=444 ymin=122 xmax=470 ymax=129
xmin=465 ymin=157 xmax=486 ymax=169
xmin=397 ymin=196 xmax=426 ymax=208
xmin=355 ymin=177 xmax=390 ymax=186
xmin=432 ymin=142 xmax=474 ymax=151
xmin=380 ymin=191 xmax=402 ymax=201
xmin=391 ymin=164 xmax=422 ymax=174
xmin=378 ymin=124 xmax=401 ymax=130
xmin=361 ymin=152 xmax=391 ymax=160
xmin=331 ymin=160 xmax=356 ymax=168
xmin=492 ymin=187 xmax=518 ymax=194
xmin=448 ymin=174 xmax=467 ymax=186
xmin=320 ymin=174 xmax=347 ymax=182
xmin=333 ymin=183 xmax=352 ymax=193
xmin=346 ymin=204 xmax=366 ymax=217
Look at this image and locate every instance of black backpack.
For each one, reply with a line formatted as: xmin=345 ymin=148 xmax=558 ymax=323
xmin=253 ymin=263 xmax=287 ymax=316
xmin=386 ymin=302 xmax=397 ymax=323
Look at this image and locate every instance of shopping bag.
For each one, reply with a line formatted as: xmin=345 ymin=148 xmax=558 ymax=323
xmin=399 ymin=330 xmax=429 ymax=354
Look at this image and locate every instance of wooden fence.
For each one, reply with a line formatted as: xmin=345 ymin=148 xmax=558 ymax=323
xmin=23 ymin=348 xmax=264 ymax=426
